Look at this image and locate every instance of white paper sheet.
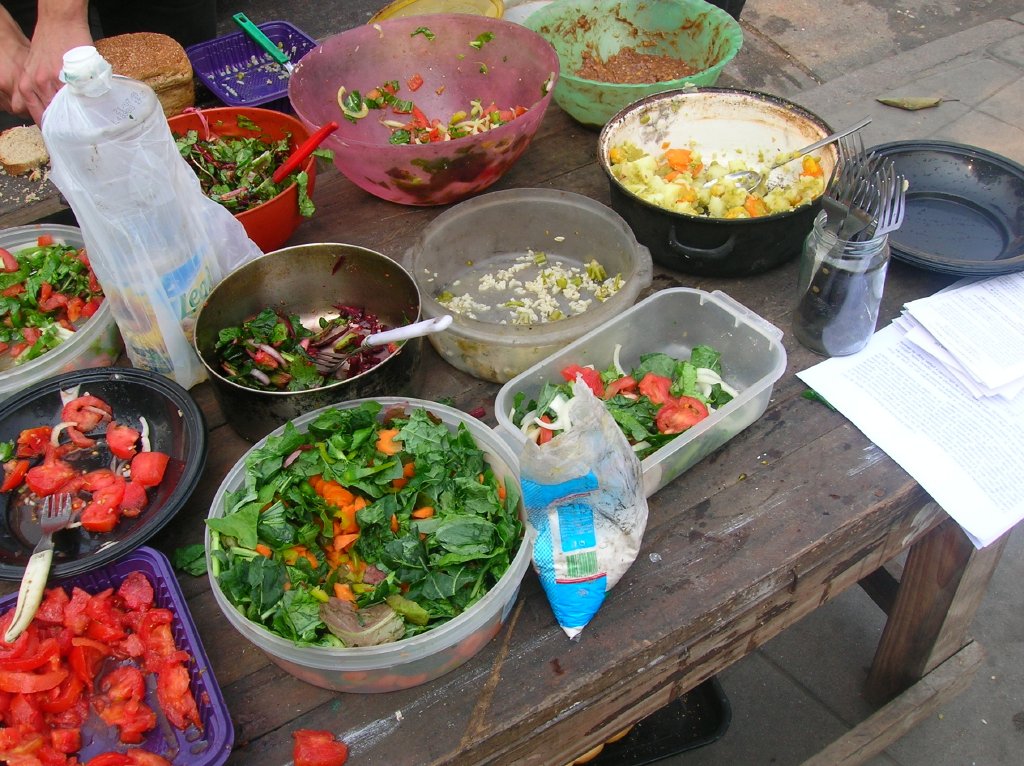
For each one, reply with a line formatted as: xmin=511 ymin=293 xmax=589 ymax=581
xmin=902 ymin=272 xmax=1024 ymax=391
xmin=798 ymin=324 xmax=1024 ymax=548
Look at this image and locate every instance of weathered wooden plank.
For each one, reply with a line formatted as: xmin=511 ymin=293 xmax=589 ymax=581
xmin=801 ymin=641 xmax=985 ymax=766
xmin=865 ymin=519 xmax=1009 ymax=702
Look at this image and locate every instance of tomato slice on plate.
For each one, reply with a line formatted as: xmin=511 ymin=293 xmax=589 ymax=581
xmin=16 ymin=426 xmax=51 ymax=458
xmin=25 ymin=459 xmax=77 ymax=497
xmin=1 ymin=458 xmax=29 ymax=492
xmin=61 ymin=395 xmax=113 ymax=433
xmin=129 ymin=452 xmax=169 ymax=488
xmin=638 ymin=373 xmax=673 ymax=405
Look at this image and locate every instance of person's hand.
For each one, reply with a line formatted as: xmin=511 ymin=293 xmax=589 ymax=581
xmin=0 ymin=9 xmax=31 ymax=114
xmin=12 ymin=1 xmax=92 ymax=123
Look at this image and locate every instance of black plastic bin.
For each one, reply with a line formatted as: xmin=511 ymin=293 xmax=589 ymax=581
xmin=589 ymin=677 xmax=732 ymax=765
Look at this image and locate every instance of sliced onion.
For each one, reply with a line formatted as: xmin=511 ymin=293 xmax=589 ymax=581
xmin=696 ymin=368 xmax=739 ymax=398
xmin=611 ymin=343 xmax=627 ymax=377
xmin=139 ymin=416 xmax=151 ymax=453
xmin=258 ymin=343 xmax=287 ymax=367
xmin=250 ymin=369 xmax=271 ymax=386
xmin=283 ymin=449 xmax=303 ymax=468
xmin=49 ymin=421 xmax=78 ymax=446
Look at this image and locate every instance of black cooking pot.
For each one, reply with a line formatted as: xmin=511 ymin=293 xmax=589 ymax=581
xmin=599 ymin=87 xmax=836 ymax=278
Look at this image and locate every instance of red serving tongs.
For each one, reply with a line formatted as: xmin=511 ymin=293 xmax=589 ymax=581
xmin=272 ymin=121 xmax=339 ymax=184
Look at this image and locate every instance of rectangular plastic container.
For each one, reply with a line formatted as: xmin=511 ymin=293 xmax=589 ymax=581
xmin=0 ymin=546 xmax=234 ymax=765
xmin=186 ymin=21 xmax=317 ymax=110
xmin=494 ymin=288 xmax=787 ymax=497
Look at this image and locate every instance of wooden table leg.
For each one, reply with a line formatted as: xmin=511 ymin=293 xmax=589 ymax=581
xmin=864 ymin=515 xmax=1008 ymax=703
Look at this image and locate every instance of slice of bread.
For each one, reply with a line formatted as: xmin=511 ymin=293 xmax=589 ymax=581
xmin=0 ymin=124 xmax=49 ymax=176
xmin=94 ymin=32 xmax=195 ymax=117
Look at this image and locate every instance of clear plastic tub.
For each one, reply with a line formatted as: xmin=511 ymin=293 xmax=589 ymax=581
xmin=205 ymin=397 xmax=535 ymax=693
xmin=494 ymin=288 xmax=787 ymax=497
xmin=404 ymin=188 xmax=653 ymax=383
xmin=0 ymin=224 xmax=123 ymax=403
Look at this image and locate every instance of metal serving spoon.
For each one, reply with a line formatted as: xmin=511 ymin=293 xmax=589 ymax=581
xmin=709 ymin=116 xmax=872 ymax=193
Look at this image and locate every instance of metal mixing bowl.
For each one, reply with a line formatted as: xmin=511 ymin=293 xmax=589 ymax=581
xmin=193 ymin=244 xmax=422 ymax=442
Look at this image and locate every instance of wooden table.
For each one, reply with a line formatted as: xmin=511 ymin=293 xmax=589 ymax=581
xmin=2 ymin=66 xmax=1007 ymax=766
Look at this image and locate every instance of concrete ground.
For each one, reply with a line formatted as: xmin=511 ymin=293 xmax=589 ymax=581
xmin=213 ymin=1 xmax=1024 ymax=764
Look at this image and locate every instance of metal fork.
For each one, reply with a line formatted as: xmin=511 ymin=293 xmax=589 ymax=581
xmin=871 ymin=165 xmax=907 ymax=238
xmin=4 ymin=493 xmax=74 ymax=642
xmin=821 ymin=131 xmax=868 ymax=233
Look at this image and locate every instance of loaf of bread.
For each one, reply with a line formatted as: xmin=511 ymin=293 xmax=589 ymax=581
xmin=0 ymin=124 xmax=49 ymax=176
xmin=94 ymin=32 xmax=195 ymax=117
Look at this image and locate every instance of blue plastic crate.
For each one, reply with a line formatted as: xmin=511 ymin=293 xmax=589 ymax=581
xmin=186 ymin=21 xmax=316 ymax=110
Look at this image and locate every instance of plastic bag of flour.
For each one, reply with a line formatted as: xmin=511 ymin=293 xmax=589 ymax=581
xmin=519 ymin=379 xmax=649 ymax=639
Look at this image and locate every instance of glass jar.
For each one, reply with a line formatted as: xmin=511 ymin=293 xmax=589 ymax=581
xmin=792 ymin=211 xmax=890 ymax=356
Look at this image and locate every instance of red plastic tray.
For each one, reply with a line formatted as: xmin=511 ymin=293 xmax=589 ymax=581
xmin=0 ymin=546 xmax=233 ymax=765
xmin=186 ymin=21 xmax=316 ymax=109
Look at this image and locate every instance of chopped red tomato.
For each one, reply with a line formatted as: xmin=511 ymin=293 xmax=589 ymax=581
xmin=60 ymin=395 xmax=113 ymax=433
xmin=49 ymin=725 xmax=82 ymax=754
xmin=0 ymin=247 xmax=18 ymax=272
xmin=106 ymin=420 xmax=143 ymax=458
xmin=15 ymin=426 xmax=51 ymax=458
xmin=406 ymin=73 xmax=424 ymax=91
xmin=85 ymin=755 xmax=134 ymax=766
xmin=535 ymin=414 xmax=555 ymax=445
xmin=0 ymin=637 xmax=59 ymax=672
xmin=119 ymin=481 xmax=149 ymax=518
xmin=80 ymin=474 xmax=126 ymax=533
xmin=25 ymin=459 xmax=77 ymax=497
xmin=37 ymin=234 xmax=54 ymax=247
xmin=1 ymin=458 xmax=29 ymax=492
xmin=117 ymin=572 xmax=154 ymax=612
xmin=129 ymin=452 xmax=169 ymax=488
xmin=604 ymin=375 xmax=638 ymax=399
xmin=156 ymin=662 xmax=201 ymax=730
xmin=655 ymin=396 xmax=709 ymax=434
xmin=638 ymin=373 xmax=673 ymax=405
xmin=0 ymin=667 xmax=68 ymax=694
xmin=38 ymin=675 xmax=85 ymax=714
xmin=293 ymin=729 xmax=349 ymax=766
xmin=68 ymin=640 xmax=108 ymax=685
xmin=560 ymin=364 xmax=605 ymax=398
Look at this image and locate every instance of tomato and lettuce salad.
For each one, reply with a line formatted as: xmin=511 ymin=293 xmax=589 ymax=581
xmin=1 ymin=391 xmax=172 ymax=534
xmin=208 ymin=401 xmax=522 ymax=647
xmin=0 ymin=571 xmax=202 ymax=766
xmin=174 ymin=115 xmax=330 ymax=217
xmin=0 ymin=235 xmax=104 ymax=369
xmin=511 ymin=346 xmax=738 ymax=460
xmin=336 ymin=28 xmax=530 ymax=145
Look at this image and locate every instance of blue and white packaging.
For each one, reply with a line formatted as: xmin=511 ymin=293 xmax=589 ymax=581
xmin=520 ymin=380 xmax=648 ymax=639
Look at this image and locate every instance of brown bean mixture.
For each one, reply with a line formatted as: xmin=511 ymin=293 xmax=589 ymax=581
xmin=576 ymin=48 xmax=699 ymax=84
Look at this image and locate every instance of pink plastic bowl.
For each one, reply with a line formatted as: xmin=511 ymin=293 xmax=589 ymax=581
xmin=288 ymin=15 xmax=559 ymax=206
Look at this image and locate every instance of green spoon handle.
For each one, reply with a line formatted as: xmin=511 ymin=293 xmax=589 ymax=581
xmin=232 ymin=12 xmax=291 ymax=68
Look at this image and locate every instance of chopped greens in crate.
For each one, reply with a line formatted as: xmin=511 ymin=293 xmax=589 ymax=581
xmin=207 ymin=401 xmax=523 ymax=647
xmin=174 ymin=114 xmax=330 ymax=217
xmin=512 ymin=346 xmax=737 ymax=459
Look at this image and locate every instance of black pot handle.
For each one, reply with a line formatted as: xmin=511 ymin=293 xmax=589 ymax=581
xmin=667 ymin=225 xmax=737 ymax=262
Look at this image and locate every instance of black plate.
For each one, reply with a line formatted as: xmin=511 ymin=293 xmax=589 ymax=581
xmin=869 ymin=140 xmax=1024 ymax=276
xmin=0 ymin=368 xmax=207 ymax=580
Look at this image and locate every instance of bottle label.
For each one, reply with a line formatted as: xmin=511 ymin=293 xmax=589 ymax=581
xmin=161 ymin=250 xmax=215 ymax=323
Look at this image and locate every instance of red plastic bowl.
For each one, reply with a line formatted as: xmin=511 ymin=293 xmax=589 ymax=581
xmin=167 ymin=106 xmax=316 ymax=252
xmin=288 ymin=14 xmax=559 ymax=206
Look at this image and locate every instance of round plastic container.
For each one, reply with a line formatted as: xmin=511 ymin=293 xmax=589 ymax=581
xmin=525 ymin=0 xmax=743 ymax=127
xmin=205 ymin=397 xmax=535 ymax=693
xmin=0 ymin=224 xmax=123 ymax=403
xmin=369 ymin=0 xmax=504 ymax=22
xmin=288 ymin=14 xmax=558 ymax=206
xmin=404 ymin=188 xmax=653 ymax=383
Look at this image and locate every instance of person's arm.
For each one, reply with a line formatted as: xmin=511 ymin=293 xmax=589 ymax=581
xmin=0 ymin=7 xmax=31 ymax=114
xmin=12 ymin=0 xmax=92 ymax=123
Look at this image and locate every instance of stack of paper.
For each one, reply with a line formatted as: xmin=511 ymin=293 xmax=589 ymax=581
xmin=894 ymin=272 xmax=1024 ymax=401
xmin=797 ymin=271 xmax=1024 ymax=549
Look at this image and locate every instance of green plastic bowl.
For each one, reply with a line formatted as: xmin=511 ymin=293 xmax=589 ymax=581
xmin=525 ymin=0 xmax=743 ymax=128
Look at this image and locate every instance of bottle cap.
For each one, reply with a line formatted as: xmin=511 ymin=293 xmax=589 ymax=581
xmin=60 ymin=46 xmax=113 ymax=96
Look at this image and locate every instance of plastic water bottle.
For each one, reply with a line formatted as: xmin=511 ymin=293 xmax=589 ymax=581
xmin=42 ymin=46 xmax=259 ymax=388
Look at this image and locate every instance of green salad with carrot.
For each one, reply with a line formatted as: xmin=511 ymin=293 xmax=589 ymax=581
xmin=207 ymin=401 xmax=522 ymax=647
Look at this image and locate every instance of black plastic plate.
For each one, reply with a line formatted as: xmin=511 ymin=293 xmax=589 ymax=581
xmin=0 ymin=367 xmax=207 ymax=580
xmin=869 ymin=140 xmax=1024 ymax=276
